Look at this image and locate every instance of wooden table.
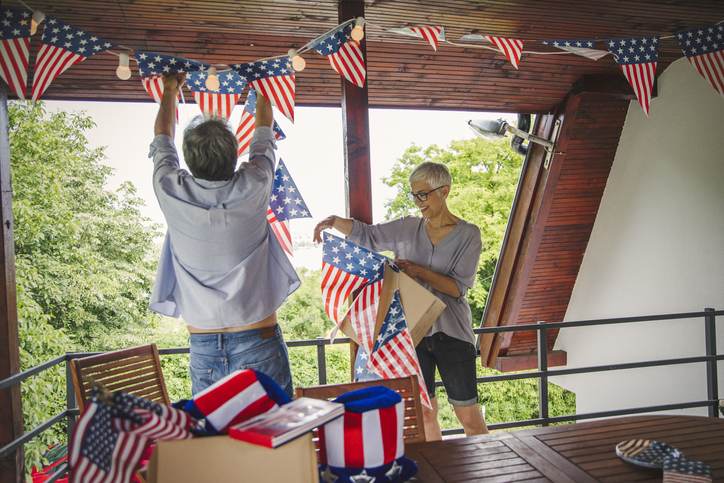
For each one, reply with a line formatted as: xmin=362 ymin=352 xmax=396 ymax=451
xmin=407 ymin=415 xmax=724 ymax=482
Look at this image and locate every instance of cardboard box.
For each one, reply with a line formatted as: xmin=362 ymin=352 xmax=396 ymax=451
xmin=340 ymin=263 xmax=446 ymax=346
xmin=147 ymin=433 xmax=319 ymax=483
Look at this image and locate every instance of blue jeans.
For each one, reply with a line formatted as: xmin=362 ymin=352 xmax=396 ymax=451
xmin=189 ymin=325 xmax=293 ymax=398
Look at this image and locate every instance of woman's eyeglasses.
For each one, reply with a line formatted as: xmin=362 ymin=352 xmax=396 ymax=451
xmin=408 ymin=185 xmax=445 ymax=202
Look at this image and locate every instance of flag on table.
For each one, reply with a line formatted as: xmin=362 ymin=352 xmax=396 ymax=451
xmin=486 ymin=35 xmax=524 ymax=69
xmin=0 ymin=7 xmax=32 ymax=99
xmin=608 ymin=36 xmax=659 ymax=116
xmin=389 ymin=25 xmax=445 ymax=51
xmin=233 ymin=57 xmax=295 ymax=122
xmin=369 ymin=290 xmax=432 ymax=409
xmin=541 ymin=39 xmax=609 ymax=60
xmin=186 ymin=68 xmax=247 ymax=119
xmin=321 ymin=232 xmax=385 ymax=324
xmin=31 ymin=17 xmax=112 ymax=101
xmin=236 ymin=88 xmax=286 ymax=156
xmin=663 ymin=455 xmax=712 ymax=482
xmin=267 ymin=159 xmax=311 ymax=255
xmin=69 ymin=391 xmax=195 ymax=483
xmin=309 ymin=22 xmax=366 ymax=87
xmin=676 ymin=25 xmax=724 ymax=96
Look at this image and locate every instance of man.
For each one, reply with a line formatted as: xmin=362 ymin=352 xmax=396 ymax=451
xmin=149 ymin=73 xmax=300 ymax=397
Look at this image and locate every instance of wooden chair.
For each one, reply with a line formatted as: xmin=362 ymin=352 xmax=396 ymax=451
xmin=296 ymin=375 xmax=426 ymax=444
xmin=70 ymin=344 xmax=170 ymax=411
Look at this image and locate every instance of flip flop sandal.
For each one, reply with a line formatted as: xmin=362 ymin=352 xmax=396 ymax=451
xmin=615 ymin=439 xmax=682 ymax=469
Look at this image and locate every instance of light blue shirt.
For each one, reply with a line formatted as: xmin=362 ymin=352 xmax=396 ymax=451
xmin=149 ymin=126 xmax=300 ymax=328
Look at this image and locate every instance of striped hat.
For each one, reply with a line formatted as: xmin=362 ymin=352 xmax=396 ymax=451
xmin=176 ymin=369 xmax=290 ymax=434
xmin=318 ymin=386 xmax=417 ymax=482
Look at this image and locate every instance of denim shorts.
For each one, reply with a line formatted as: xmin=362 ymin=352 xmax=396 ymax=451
xmin=189 ymin=325 xmax=293 ymax=399
xmin=416 ymin=332 xmax=479 ymax=407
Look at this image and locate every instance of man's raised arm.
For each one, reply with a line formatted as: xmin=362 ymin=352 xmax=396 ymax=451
xmin=154 ymin=73 xmax=185 ymax=137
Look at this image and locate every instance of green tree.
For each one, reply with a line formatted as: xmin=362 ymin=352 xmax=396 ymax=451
xmin=383 ymin=137 xmax=523 ymax=321
xmin=9 ymin=102 xmax=159 ymax=470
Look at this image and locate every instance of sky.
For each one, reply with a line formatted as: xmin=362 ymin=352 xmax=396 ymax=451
xmin=46 ymin=100 xmax=514 ymax=268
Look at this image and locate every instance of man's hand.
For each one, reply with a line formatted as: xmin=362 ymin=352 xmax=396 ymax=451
xmin=255 ymin=91 xmax=273 ymax=128
xmin=162 ymin=73 xmax=186 ymax=94
xmin=154 ymin=73 xmax=186 ymax=137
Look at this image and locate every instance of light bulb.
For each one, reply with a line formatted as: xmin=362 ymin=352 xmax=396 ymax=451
xmin=30 ymin=10 xmax=45 ymax=36
xmin=205 ymin=67 xmax=220 ymax=91
xmin=350 ymin=17 xmax=365 ymax=42
xmin=287 ymin=49 xmax=306 ymax=72
xmin=115 ymin=53 xmax=131 ymax=80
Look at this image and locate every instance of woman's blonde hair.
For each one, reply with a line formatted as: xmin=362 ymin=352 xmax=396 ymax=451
xmin=409 ymin=162 xmax=452 ymax=188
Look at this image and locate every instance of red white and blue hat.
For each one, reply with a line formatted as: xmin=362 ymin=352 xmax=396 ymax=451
xmin=175 ymin=369 xmax=290 ymax=434
xmin=318 ymin=386 xmax=417 ymax=482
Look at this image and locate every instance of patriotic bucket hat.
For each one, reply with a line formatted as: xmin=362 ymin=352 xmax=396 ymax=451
xmin=318 ymin=386 xmax=417 ymax=483
xmin=175 ymin=369 xmax=290 ymax=434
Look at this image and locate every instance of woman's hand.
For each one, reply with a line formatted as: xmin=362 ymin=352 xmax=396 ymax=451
xmin=313 ymin=215 xmax=338 ymax=244
xmin=395 ymin=259 xmax=426 ymax=279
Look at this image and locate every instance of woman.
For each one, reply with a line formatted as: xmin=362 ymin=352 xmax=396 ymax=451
xmin=313 ymin=162 xmax=487 ymax=440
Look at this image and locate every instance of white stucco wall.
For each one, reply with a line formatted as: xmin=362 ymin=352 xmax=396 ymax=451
xmin=552 ymin=58 xmax=724 ymax=417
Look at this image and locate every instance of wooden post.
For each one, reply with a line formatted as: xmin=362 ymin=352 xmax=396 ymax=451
xmin=0 ymin=85 xmax=23 ymax=481
xmin=338 ymin=0 xmax=371 ymax=379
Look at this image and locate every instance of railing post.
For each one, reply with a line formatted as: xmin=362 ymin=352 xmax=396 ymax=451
xmin=704 ymin=308 xmax=719 ymax=418
xmin=537 ymin=321 xmax=549 ymax=426
xmin=316 ymin=338 xmax=327 ymax=385
xmin=65 ymin=356 xmax=76 ymax=442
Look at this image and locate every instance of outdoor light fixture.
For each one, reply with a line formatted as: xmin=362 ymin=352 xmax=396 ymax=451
xmin=468 ymin=118 xmax=561 ymax=168
xmin=30 ymin=10 xmax=45 ymax=36
xmin=350 ymin=17 xmax=365 ymax=42
xmin=288 ymin=49 xmax=306 ymax=72
xmin=115 ymin=53 xmax=132 ymax=80
xmin=205 ymin=67 xmax=220 ymax=91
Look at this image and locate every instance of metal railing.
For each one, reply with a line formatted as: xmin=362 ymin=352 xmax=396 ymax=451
xmin=1 ymin=307 xmax=721 ymax=470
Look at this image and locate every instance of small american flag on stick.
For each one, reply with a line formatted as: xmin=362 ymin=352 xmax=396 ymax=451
xmin=186 ymin=68 xmax=246 ymax=119
xmin=310 ymin=22 xmax=366 ymax=87
xmin=233 ymin=57 xmax=295 ymax=122
xmin=608 ymin=37 xmax=659 ymax=116
xmin=267 ymin=159 xmax=311 ymax=256
xmin=676 ymin=25 xmax=724 ymax=96
xmin=0 ymin=7 xmax=32 ymax=99
xmin=236 ymin=89 xmax=286 ymax=157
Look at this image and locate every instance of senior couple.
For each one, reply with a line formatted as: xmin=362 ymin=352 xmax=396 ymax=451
xmin=149 ymin=74 xmax=487 ymax=440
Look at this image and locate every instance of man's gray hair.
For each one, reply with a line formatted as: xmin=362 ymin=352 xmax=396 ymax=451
xmin=182 ymin=116 xmax=238 ymax=181
xmin=409 ymin=162 xmax=452 ymax=188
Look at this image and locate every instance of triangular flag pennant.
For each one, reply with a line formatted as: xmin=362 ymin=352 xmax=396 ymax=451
xmin=31 ymin=17 xmax=112 ymax=101
xmin=675 ymin=25 xmax=724 ymax=96
xmin=542 ymin=39 xmax=609 ymax=61
xmin=266 ymin=159 xmax=312 ymax=256
xmin=309 ymin=22 xmax=366 ymax=87
xmin=235 ymin=89 xmax=286 ymax=157
xmin=186 ymin=69 xmax=246 ymax=119
xmin=608 ymin=36 xmax=659 ymax=116
xmin=388 ymin=25 xmax=445 ymax=51
xmin=233 ymin=57 xmax=296 ymax=122
xmin=0 ymin=7 xmax=32 ymax=99
xmin=485 ymin=35 xmax=524 ymax=69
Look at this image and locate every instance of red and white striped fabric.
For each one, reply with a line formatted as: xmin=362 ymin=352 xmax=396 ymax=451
xmin=141 ymin=77 xmax=180 ymax=121
xmin=191 ymin=91 xmax=241 ymax=120
xmin=608 ymin=37 xmax=659 ymax=116
xmin=676 ymin=25 xmax=724 ymax=97
xmin=348 ymin=279 xmax=383 ymax=354
xmin=0 ymin=7 xmax=31 ymax=99
xmin=327 ymin=39 xmax=366 ymax=88
xmin=620 ymin=62 xmax=657 ymax=116
xmin=409 ymin=26 xmax=445 ymax=51
xmin=485 ymin=35 xmax=524 ymax=69
xmin=236 ymin=109 xmax=255 ymax=156
xmin=188 ymin=369 xmax=281 ymax=433
xmin=266 ymin=208 xmax=293 ymax=255
xmin=319 ymin=397 xmax=404 ymax=469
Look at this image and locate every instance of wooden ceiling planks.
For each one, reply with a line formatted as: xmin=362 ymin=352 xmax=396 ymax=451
xmin=17 ymin=0 xmax=724 ymax=111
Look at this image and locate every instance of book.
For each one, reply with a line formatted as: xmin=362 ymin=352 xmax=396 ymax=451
xmin=228 ymin=397 xmax=344 ymax=448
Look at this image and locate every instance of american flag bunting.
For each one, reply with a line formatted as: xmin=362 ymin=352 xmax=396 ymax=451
xmin=486 ymin=35 xmax=524 ymax=69
xmin=348 ymin=278 xmax=383 ymax=355
xmin=236 ymin=88 xmax=286 ymax=157
xmin=69 ymin=391 xmax=194 ymax=483
xmin=389 ymin=25 xmax=445 ymax=51
xmin=369 ymin=290 xmax=432 ymax=409
xmin=0 ymin=7 xmax=31 ymax=99
xmin=310 ymin=22 xmax=366 ymax=87
xmin=233 ymin=57 xmax=295 ymax=122
xmin=135 ymin=52 xmax=205 ymax=121
xmin=32 ymin=17 xmax=112 ymax=101
xmin=321 ymin=232 xmax=385 ymax=324
xmin=267 ymin=159 xmax=311 ymax=255
xmin=542 ymin=39 xmax=609 ymax=61
xmin=676 ymin=25 xmax=724 ymax=96
xmin=186 ymin=68 xmax=247 ymax=119
xmin=608 ymin=37 xmax=659 ymax=116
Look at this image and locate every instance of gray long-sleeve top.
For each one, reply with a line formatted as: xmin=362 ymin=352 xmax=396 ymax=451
xmin=148 ymin=126 xmax=300 ymax=328
xmin=348 ymin=216 xmax=482 ymax=345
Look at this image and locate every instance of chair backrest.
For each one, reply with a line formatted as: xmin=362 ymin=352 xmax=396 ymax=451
xmin=295 ymin=375 xmax=426 ymax=444
xmin=70 ymin=344 xmax=170 ymax=412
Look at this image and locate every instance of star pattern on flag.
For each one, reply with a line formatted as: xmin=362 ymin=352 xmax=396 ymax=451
xmin=310 ymin=22 xmax=366 ymax=87
xmin=0 ymin=7 xmax=32 ymax=99
xmin=607 ymin=36 xmax=659 ymax=116
xmin=186 ymin=69 xmax=247 ymax=119
xmin=266 ymin=159 xmax=311 ymax=256
xmin=542 ymin=39 xmax=609 ymax=60
xmin=135 ymin=51 xmax=205 ymax=78
xmin=232 ymin=57 xmax=296 ymax=122
xmin=675 ymin=25 xmax=724 ymax=96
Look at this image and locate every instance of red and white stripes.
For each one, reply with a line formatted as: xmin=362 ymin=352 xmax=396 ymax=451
xmin=485 ymin=35 xmax=524 ymax=69
xmin=267 ymin=208 xmax=293 ymax=255
xmin=327 ymin=40 xmax=366 ymax=88
xmin=619 ymin=61 xmax=657 ymax=116
xmin=0 ymin=37 xmax=30 ymax=98
xmin=250 ymin=74 xmax=295 ymax=123
xmin=192 ymin=92 xmax=241 ymax=119
xmin=349 ymin=279 xmax=383 ymax=354
xmin=31 ymin=44 xmax=83 ymax=101
xmin=409 ymin=26 xmax=445 ymax=51
xmin=321 ymin=264 xmax=368 ymax=324
xmin=687 ymin=53 xmax=723 ymax=96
